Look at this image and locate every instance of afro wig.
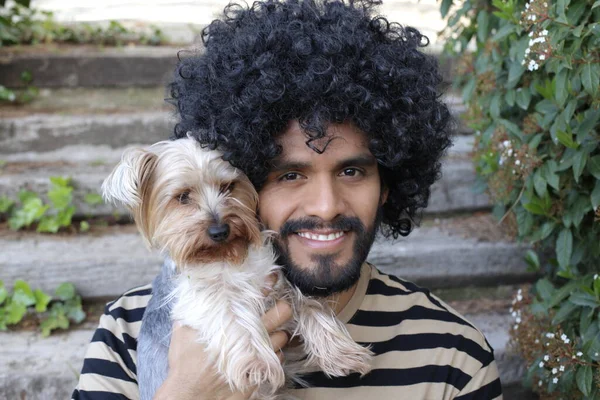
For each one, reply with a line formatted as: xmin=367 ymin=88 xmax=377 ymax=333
xmin=169 ymin=0 xmax=454 ymax=238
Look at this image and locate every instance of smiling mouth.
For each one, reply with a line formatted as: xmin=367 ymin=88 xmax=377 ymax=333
xmin=296 ymin=231 xmax=346 ymax=242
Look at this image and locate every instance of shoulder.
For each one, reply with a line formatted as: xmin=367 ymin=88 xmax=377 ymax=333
xmin=72 ymin=284 xmax=153 ymax=399
xmin=357 ymin=265 xmax=495 ymax=359
xmin=347 ymin=266 xmax=501 ymax=397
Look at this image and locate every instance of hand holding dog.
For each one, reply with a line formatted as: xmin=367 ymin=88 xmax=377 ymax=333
xmin=154 ymin=299 xmax=293 ymax=400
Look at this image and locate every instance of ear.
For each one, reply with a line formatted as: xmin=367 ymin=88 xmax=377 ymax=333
xmin=101 ymin=148 xmax=158 ymax=209
xmin=380 ymin=185 xmax=389 ymax=206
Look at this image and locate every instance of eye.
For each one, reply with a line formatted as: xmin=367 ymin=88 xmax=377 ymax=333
xmin=177 ymin=190 xmax=191 ymax=204
xmin=340 ymin=168 xmax=362 ymax=177
xmin=279 ymin=172 xmax=301 ymax=181
xmin=219 ymin=182 xmax=235 ymax=195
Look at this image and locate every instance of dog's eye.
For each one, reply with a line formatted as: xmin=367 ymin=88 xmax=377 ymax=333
xmin=177 ymin=191 xmax=191 ymax=204
xmin=219 ymin=182 xmax=235 ymax=195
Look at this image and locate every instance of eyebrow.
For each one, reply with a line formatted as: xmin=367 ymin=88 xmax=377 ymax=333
xmin=270 ymin=154 xmax=377 ymax=174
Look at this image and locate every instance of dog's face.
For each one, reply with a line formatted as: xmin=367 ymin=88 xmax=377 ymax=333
xmin=102 ymin=137 xmax=261 ymax=268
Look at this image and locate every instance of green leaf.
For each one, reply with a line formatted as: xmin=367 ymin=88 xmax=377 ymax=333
xmin=556 ymin=130 xmax=579 ymax=149
xmin=523 ymin=201 xmax=547 ymax=215
xmin=555 ymin=68 xmax=569 ymax=106
xmin=576 ymin=365 xmax=593 ymax=397
xmin=505 ymin=89 xmax=516 ymax=107
xmin=536 ymin=278 xmax=554 ymax=301
xmin=533 ymin=169 xmax=547 ymax=197
xmin=48 ymin=185 xmax=72 ymax=210
xmin=476 ymin=11 xmax=489 ymax=43
xmin=516 ymin=88 xmax=531 ymax=110
xmin=80 ymin=220 xmax=90 ymax=232
xmin=12 ymin=279 xmax=36 ymax=306
xmin=572 ymin=149 xmax=587 ymax=183
xmin=549 ymin=280 xmax=579 ymax=307
xmin=577 ymin=110 xmax=600 ymax=142
xmin=440 ymin=0 xmax=453 ymax=18
xmin=557 ymin=228 xmax=573 ymax=269
xmin=84 ymin=193 xmax=103 ymax=206
xmin=33 ymin=289 xmax=51 ymax=313
xmin=525 ymin=250 xmax=541 ymax=271
xmin=570 ymin=291 xmax=599 ymax=308
xmin=593 ymin=0 xmax=600 ymax=8
xmin=36 ymin=216 xmax=61 ymax=233
xmin=49 ymin=176 xmax=71 ymax=188
xmin=0 ymin=281 xmax=7 ymax=305
xmin=553 ymin=300 xmax=577 ymax=324
xmin=592 ymin=180 xmax=600 ymax=209
xmin=0 ymin=196 xmax=14 ymax=213
xmin=55 ymin=283 xmax=76 ymax=301
xmin=589 ymin=155 xmax=600 ymax=179
xmin=490 ymin=93 xmax=502 ymax=118
xmin=507 ymin=62 xmax=525 ymax=89
xmin=582 ymin=63 xmax=599 ymax=97
xmin=4 ymin=302 xmax=27 ymax=325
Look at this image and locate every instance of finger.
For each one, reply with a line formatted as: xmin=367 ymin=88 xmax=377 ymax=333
xmin=261 ymin=272 xmax=279 ymax=296
xmin=270 ymin=330 xmax=289 ymax=352
xmin=262 ymin=300 xmax=293 ymax=333
xmin=276 ymin=349 xmax=285 ymax=363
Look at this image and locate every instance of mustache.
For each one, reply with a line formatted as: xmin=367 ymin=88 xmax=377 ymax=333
xmin=279 ymin=216 xmax=365 ymax=237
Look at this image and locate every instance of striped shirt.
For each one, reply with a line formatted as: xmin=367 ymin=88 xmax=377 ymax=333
xmin=72 ymin=263 xmax=503 ymax=399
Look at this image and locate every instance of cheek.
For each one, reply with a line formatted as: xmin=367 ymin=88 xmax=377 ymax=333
xmin=258 ymin=189 xmax=293 ymax=231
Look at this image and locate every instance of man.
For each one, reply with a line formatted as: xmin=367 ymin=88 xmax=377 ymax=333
xmin=72 ymin=0 xmax=503 ymax=399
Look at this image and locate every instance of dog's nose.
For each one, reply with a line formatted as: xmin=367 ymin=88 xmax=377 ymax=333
xmin=208 ymin=223 xmax=230 ymax=242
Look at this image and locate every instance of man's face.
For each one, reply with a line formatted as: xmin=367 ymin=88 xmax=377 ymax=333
xmin=258 ymin=121 xmax=386 ymax=296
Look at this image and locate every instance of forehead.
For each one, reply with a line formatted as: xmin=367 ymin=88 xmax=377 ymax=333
xmin=276 ymin=121 xmax=371 ymax=161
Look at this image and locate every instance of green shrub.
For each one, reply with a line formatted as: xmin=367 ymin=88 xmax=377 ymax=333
xmin=440 ymin=0 xmax=600 ymax=397
xmin=0 ymin=2 xmax=169 ymax=47
xmin=0 ymin=280 xmax=86 ymax=336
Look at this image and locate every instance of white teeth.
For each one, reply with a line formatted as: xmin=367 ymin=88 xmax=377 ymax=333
xmin=297 ymin=231 xmax=344 ymax=241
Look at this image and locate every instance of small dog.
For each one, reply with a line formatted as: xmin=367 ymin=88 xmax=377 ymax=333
xmin=102 ymin=136 xmax=373 ymax=399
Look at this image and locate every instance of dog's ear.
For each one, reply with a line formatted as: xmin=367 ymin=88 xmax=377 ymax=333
xmin=102 ymin=148 xmax=158 ymax=209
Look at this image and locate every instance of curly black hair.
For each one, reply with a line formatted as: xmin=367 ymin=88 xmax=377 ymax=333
xmin=168 ymin=0 xmax=454 ymax=239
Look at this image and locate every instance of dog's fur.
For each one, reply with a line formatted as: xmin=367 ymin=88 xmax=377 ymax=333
xmin=102 ymin=137 xmax=373 ymax=399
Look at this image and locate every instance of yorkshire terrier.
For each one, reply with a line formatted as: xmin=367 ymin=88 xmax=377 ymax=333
xmin=101 ymin=136 xmax=373 ymax=400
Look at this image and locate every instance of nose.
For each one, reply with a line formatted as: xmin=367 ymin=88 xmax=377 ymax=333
xmin=207 ymin=223 xmax=230 ymax=242
xmin=302 ymin=176 xmax=345 ymax=221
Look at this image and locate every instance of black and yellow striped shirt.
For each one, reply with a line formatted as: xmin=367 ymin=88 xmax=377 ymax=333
xmin=72 ymin=263 xmax=503 ymax=399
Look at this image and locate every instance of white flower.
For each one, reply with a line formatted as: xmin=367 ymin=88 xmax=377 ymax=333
xmin=539 ymin=55 xmax=546 ymax=60
xmin=553 ymin=377 xmax=558 ymax=384
xmin=517 ymin=294 xmax=523 ymax=301
xmin=544 ymin=355 xmax=550 ymax=361
xmin=552 ymin=368 xmax=558 ymax=374
xmin=546 ymin=342 xmax=550 ymax=346
xmin=544 ymin=2 xmax=548 ymax=6
xmin=526 ymin=3 xmax=530 ymax=8
xmin=525 ymin=48 xmax=531 ymax=55
xmin=508 ymin=149 xmax=513 ymax=156
xmin=539 ymin=361 xmax=545 ymax=367
xmin=515 ymin=160 xmax=521 ymax=166
xmin=546 ymin=333 xmax=555 ymax=338
xmin=564 ymin=338 xmax=570 ymax=344
xmin=538 ymin=380 xmax=543 ymax=386
xmin=561 ymin=334 xmax=568 ymax=341
xmin=529 ymin=39 xmax=535 ymax=46
xmin=511 ymin=311 xmax=517 ymax=317
xmin=577 ymin=351 xmax=583 ymax=357
xmin=503 ymin=140 xmax=511 ymax=147
xmin=535 ymin=339 xmax=540 ymax=344
xmin=594 ymin=274 xmax=598 ymax=280
xmin=542 ymin=29 xmax=548 ymax=35
xmin=595 ymin=352 xmax=599 ymax=357
xmin=559 ymin=365 xmax=565 ymax=372
xmin=529 ymin=31 xmax=534 ymax=37
xmin=516 ymin=317 xmax=522 ymax=323
xmin=532 ymin=15 xmax=536 ymax=21
xmin=514 ymin=324 xmax=519 ymax=330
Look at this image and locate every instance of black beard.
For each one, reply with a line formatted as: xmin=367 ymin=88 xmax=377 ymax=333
xmin=273 ymin=208 xmax=382 ymax=297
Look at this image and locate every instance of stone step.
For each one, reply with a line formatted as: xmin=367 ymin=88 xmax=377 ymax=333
xmin=0 ymin=43 xmax=456 ymax=89
xmin=0 ymin=136 xmax=489 ymax=217
xmin=0 ymin=306 xmax=532 ymax=399
xmin=0 ymin=87 xmax=471 ymax=156
xmin=0 ymin=213 xmax=533 ymax=299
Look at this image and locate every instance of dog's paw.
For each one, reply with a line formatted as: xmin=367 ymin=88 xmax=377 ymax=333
xmin=316 ymin=340 xmax=373 ymax=377
xmin=229 ymin=355 xmax=286 ymax=394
